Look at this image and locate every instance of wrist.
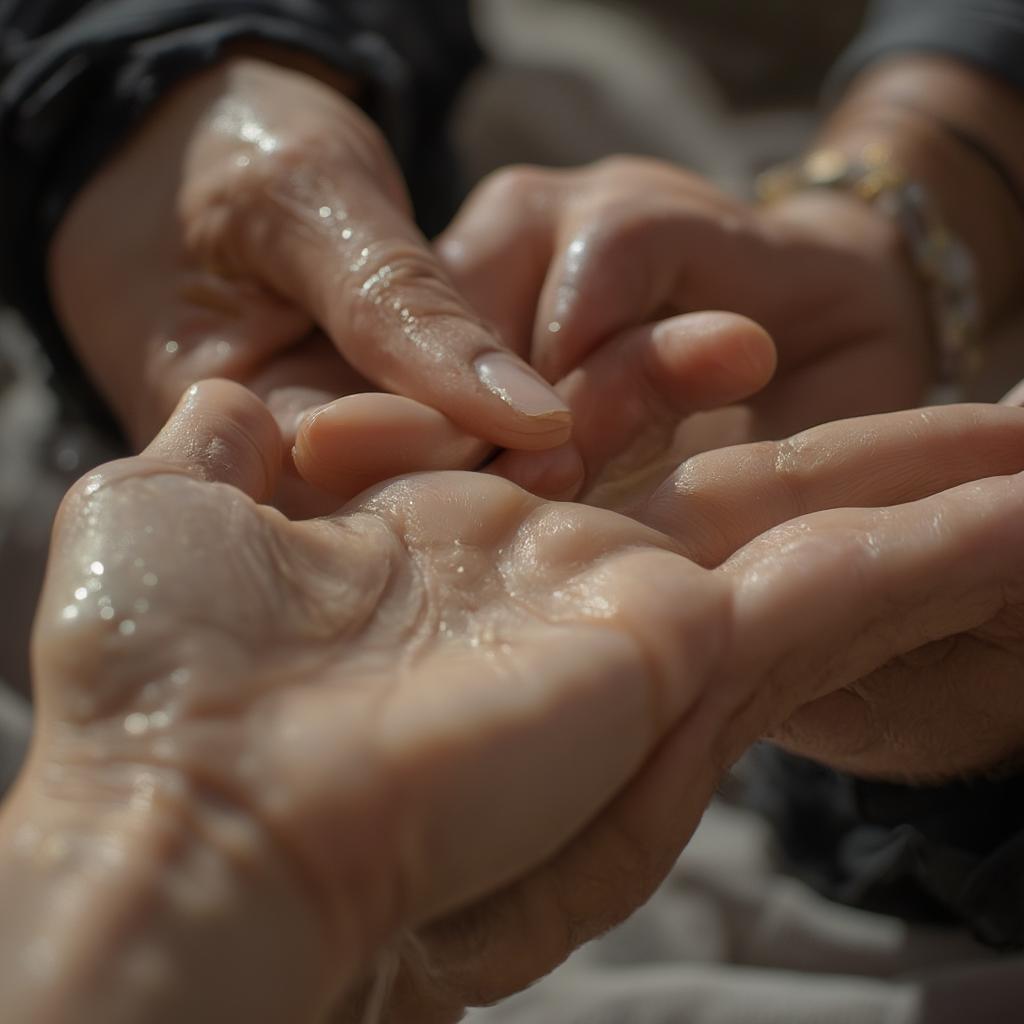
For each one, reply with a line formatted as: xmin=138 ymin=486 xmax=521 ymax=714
xmin=758 ymin=186 xmax=933 ymax=375
xmin=821 ymin=56 xmax=1024 ymax=332
xmin=0 ymin=752 xmax=330 ymax=1023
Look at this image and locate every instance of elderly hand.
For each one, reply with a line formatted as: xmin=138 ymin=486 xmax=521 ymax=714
xmin=7 ymin=385 xmax=1024 ymax=1022
xmin=50 ymin=54 xmax=786 ymax=516
xmin=437 ymin=157 xmax=932 ymax=465
xmin=48 ymin=51 xmax=574 ymax=514
xmin=293 ymin=309 xmax=777 ymax=507
xmin=298 ymin=141 xmax=928 ymax=510
xmin=638 ymin=403 xmax=1024 ymax=782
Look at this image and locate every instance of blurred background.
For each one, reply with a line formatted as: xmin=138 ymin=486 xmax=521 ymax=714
xmin=0 ymin=0 xmax=869 ymax=787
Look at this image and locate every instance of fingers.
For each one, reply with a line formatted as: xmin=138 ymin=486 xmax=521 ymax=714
xmin=436 ymin=166 xmax=564 ymax=356
xmin=55 ymin=379 xmax=282 ymax=509
xmin=404 ymin=708 xmax=722 ymax=1014
xmin=37 ymin=380 xmax=282 ymax=697
xmin=769 ymin=633 xmax=1024 ymax=781
xmin=142 ymin=380 xmax=283 ymax=501
xmin=530 ymin=162 xmax=739 ymax=381
xmin=235 ymin=161 xmax=571 ymax=452
xmin=641 ymin=404 xmax=1024 ymax=566
xmin=294 ymin=312 xmax=774 ymax=503
xmin=492 ymin=312 xmax=776 ymax=502
xmin=402 ymin=446 xmax=1024 ymax=1010
xmin=293 ymin=394 xmax=489 ymax=500
xmin=719 ymin=468 xmax=1024 ymax=742
xmin=565 ymin=311 xmax=775 ymax=469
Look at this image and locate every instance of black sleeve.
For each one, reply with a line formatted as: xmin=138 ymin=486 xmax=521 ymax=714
xmin=834 ymin=0 xmax=1024 ymax=92
xmin=746 ymin=746 xmax=1024 ymax=950
xmin=0 ymin=0 xmax=479 ymax=422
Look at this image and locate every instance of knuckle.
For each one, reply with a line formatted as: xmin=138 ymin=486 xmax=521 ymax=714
xmin=767 ymin=436 xmax=820 ymax=516
xmin=588 ymin=154 xmax=659 ymax=182
xmin=686 ymin=442 xmax=778 ymax=495
xmin=567 ymin=196 xmax=684 ymax=272
xmin=334 ymin=240 xmax=482 ymax=349
xmin=469 ymin=165 xmax=557 ymax=217
xmin=182 ymin=125 xmax=401 ymax=271
xmin=342 ymin=240 xmax=447 ymax=310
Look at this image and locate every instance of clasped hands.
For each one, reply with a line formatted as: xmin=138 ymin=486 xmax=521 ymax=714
xmin=10 ymin=52 xmax=1024 ymax=1023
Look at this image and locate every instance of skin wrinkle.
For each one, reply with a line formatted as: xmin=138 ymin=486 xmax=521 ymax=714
xmin=849 ymin=650 xmax=989 ymax=780
xmin=269 ymin=516 xmax=396 ymax=644
xmin=335 ymin=245 xmax=486 ymax=363
xmin=383 ymin=499 xmax=527 ymax=674
xmin=217 ymin=143 xmax=478 ymax=394
xmin=770 ymin=686 xmax=876 ymax=763
xmin=117 ymin=755 xmax=356 ymax=1000
xmin=422 ymin=873 xmax=574 ymax=1010
xmin=20 ymin=751 xmax=339 ymax=1018
xmin=770 ymin=436 xmax=821 ymax=517
xmin=29 ymin=376 xmax=1024 ymax=1018
xmin=649 ymin=459 xmax=739 ymax=569
xmin=770 ymin=505 xmax=1024 ymax=776
xmin=717 ymin=523 xmax=887 ymax=747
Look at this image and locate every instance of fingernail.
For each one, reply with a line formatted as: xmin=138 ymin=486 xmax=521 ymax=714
xmin=474 ymin=352 xmax=571 ymax=422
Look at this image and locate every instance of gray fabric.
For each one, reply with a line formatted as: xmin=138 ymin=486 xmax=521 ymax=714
xmin=834 ymin=0 xmax=1024 ymax=93
xmin=0 ymin=683 xmax=29 ymax=798
xmin=469 ymin=801 xmax=1024 ymax=1024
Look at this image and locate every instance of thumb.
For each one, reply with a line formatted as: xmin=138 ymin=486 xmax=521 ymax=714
xmin=234 ymin=165 xmax=572 ymax=452
xmin=35 ymin=380 xmax=282 ymax=687
xmin=142 ymin=379 xmax=283 ymax=501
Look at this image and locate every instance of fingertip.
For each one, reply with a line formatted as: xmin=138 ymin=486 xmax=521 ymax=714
xmin=711 ymin=312 xmax=777 ymax=387
xmin=647 ymin=312 xmax=777 ymax=409
xmin=146 ymin=379 xmax=282 ymax=501
xmin=472 ymin=351 xmax=574 ymax=449
xmin=489 ymin=443 xmax=585 ymax=501
xmin=294 ymin=393 xmax=487 ymax=497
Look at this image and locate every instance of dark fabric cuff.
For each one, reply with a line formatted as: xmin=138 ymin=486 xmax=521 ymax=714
xmin=746 ymin=746 xmax=1024 ymax=950
xmin=828 ymin=0 xmax=1024 ymax=100
xmin=0 ymin=2 xmax=477 ymax=428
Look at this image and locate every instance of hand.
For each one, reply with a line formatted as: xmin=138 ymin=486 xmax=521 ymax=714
xmin=638 ymin=403 xmax=1024 ymax=782
xmin=48 ymin=51 xmax=572 ymax=514
xmin=302 ymin=157 xmax=924 ymax=510
xmin=437 ymin=157 xmax=933 ymax=462
xmin=294 ymin=309 xmax=778 ymax=508
xmin=10 ymin=385 xmax=1024 ymax=1022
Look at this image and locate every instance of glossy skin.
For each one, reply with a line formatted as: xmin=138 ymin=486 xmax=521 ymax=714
xmin=31 ymin=42 xmax=1024 ymax=1022
xmin=50 ymin=53 xmax=1024 ymax=519
xmin=48 ymin=54 xmax=786 ymax=516
xmin=294 ymin=309 xmax=778 ymax=508
xmin=6 ymin=384 xmax=1024 ymax=1022
xmin=433 ymin=158 xmax=933 ymax=481
xmin=304 ymin=159 xmax=931 ymax=508
xmin=425 ymin=58 xmax=1024 ymax=496
xmin=48 ymin=54 xmax=573 ymax=509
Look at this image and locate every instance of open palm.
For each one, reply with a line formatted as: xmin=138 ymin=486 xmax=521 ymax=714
xmin=28 ymin=384 xmax=1024 ymax=1022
